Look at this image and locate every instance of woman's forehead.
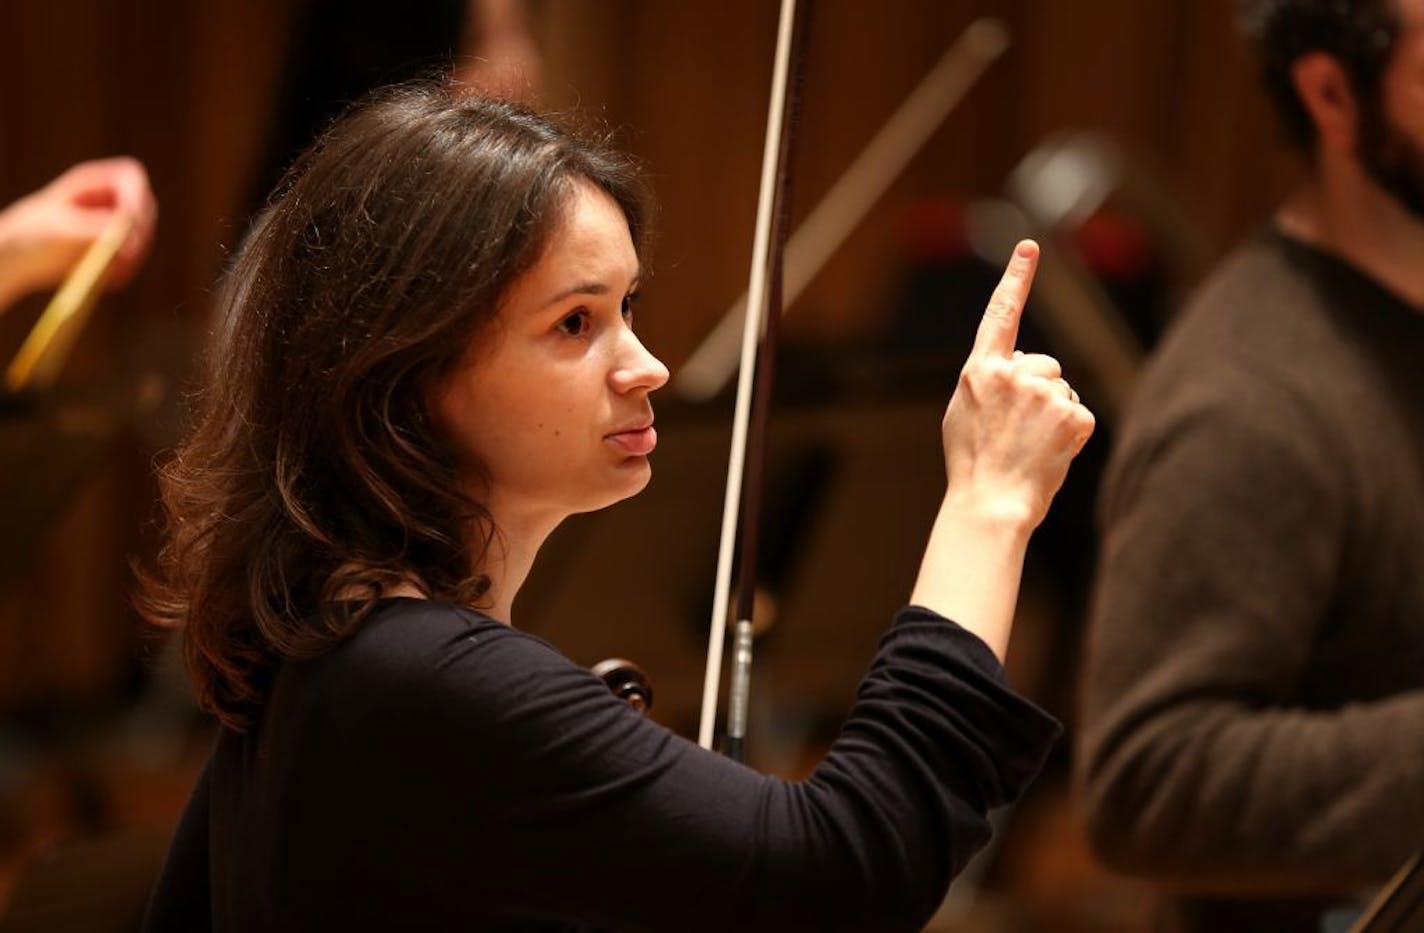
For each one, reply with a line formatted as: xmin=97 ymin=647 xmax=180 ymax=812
xmin=513 ymin=184 xmax=640 ymax=308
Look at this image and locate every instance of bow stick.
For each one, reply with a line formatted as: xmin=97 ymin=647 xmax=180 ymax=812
xmin=697 ymin=0 xmax=812 ymax=756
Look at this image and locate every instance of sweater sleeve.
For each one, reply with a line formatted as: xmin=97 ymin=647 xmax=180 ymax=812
xmin=1075 ymin=379 xmax=1424 ymax=890
xmin=329 ymin=603 xmax=1058 ymax=933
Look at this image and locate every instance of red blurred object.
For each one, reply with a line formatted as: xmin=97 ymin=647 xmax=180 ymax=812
xmin=1071 ymin=210 xmax=1156 ymax=281
xmin=900 ymin=197 xmax=972 ymax=263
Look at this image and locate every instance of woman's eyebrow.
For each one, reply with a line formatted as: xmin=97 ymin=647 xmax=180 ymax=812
xmin=538 ymin=271 xmax=643 ymax=310
xmin=540 ymin=281 xmax=609 ymax=309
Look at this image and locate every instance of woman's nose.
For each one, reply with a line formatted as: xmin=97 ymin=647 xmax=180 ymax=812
xmin=611 ymin=331 xmax=670 ymax=394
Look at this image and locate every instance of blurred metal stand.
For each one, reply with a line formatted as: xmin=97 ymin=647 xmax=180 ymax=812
xmin=1008 ymin=131 xmax=1214 ymax=291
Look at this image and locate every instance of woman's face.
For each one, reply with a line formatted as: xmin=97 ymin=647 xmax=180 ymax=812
xmin=432 ymin=181 xmax=669 ymax=525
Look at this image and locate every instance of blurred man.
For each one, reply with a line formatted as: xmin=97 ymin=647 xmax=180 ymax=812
xmin=0 ymin=157 xmax=156 ymax=316
xmin=1076 ymin=1 xmax=1424 ymax=930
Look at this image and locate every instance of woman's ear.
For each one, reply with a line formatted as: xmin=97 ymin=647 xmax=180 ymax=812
xmin=1291 ymin=51 xmax=1361 ymax=155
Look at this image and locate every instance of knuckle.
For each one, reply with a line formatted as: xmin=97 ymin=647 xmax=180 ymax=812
xmin=986 ymin=296 xmax=1018 ymax=321
xmin=987 ymin=360 xmax=1018 ymax=390
xmin=1027 ymin=377 xmax=1057 ymax=402
xmin=1021 ymin=355 xmax=1062 ymax=380
xmin=961 ymin=357 xmax=1006 ymax=387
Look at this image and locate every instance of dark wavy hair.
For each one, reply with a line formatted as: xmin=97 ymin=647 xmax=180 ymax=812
xmin=1237 ymin=0 xmax=1401 ymax=150
xmin=141 ymin=84 xmax=653 ymax=731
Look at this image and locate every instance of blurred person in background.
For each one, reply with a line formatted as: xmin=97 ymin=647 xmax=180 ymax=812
xmin=248 ymin=0 xmax=538 ymax=216
xmin=0 ymin=157 xmax=156 ymax=317
xmin=1076 ymin=1 xmax=1424 ymax=930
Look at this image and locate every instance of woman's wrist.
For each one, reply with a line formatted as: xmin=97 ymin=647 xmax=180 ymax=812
xmin=939 ymin=484 xmax=1038 ymax=544
xmin=909 ymin=488 xmax=1034 ymax=662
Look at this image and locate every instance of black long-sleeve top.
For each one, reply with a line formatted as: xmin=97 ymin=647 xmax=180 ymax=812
xmin=144 ymin=599 xmax=1059 ymax=932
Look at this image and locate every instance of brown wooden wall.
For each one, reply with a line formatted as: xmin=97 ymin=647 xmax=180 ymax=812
xmin=0 ymin=0 xmax=1295 ymax=708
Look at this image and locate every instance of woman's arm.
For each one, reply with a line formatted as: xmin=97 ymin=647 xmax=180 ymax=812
xmin=912 ymin=240 xmax=1094 ymax=660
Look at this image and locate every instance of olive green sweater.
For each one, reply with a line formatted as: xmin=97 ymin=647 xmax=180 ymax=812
xmin=1077 ymin=230 xmax=1424 ymax=931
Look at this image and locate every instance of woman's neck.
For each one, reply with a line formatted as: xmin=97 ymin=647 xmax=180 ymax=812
xmin=376 ymin=491 xmax=564 ymax=624
xmin=474 ymin=494 xmax=564 ymax=625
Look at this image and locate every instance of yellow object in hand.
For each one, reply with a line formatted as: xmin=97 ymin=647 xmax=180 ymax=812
xmin=4 ymin=212 xmax=134 ymax=393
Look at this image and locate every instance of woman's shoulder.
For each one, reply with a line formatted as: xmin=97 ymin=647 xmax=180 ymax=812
xmin=356 ymin=595 xmax=504 ymax=641
xmin=333 ymin=596 xmax=565 ymax=676
xmin=278 ymin=598 xmax=582 ymax=722
xmin=264 ymin=597 xmax=632 ymax=780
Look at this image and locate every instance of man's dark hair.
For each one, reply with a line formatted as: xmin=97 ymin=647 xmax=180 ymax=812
xmin=1238 ymin=0 xmax=1401 ymax=149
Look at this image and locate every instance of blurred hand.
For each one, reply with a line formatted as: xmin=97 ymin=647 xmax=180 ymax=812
xmin=941 ymin=240 xmax=1095 ymax=530
xmin=0 ymin=156 xmax=157 ymax=312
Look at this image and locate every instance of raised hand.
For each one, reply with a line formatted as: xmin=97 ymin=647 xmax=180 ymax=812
xmin=908 ymin=240 xmax=1095 ymax=659
xmin=940 ymin=239 xmax=1095 ymax=531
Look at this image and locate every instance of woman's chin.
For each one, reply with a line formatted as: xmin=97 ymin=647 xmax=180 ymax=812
xmin=589 ymin=459 xmax=653 ymax=511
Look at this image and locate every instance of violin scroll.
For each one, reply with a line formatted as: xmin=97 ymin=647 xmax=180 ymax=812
xmin=592 ymin=657 xmax=655 ymax=715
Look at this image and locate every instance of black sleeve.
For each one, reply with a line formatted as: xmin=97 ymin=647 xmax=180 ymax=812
xmin=331 ymin=603 xmax=1059 ymax=933
xmin=141 ymin=757 xmax=212 ymax=932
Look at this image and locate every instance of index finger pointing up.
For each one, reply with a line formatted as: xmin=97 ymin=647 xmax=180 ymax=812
xmin=971 ymin=239 xmax=1039 ymax=360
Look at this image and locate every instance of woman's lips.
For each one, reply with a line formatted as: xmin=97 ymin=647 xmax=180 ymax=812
xmin=606 ymin=425 xmax=657 ymax=456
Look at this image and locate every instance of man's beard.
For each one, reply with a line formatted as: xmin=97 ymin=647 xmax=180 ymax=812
xmin=1357 ymin=92 xmax=1424 ymax=220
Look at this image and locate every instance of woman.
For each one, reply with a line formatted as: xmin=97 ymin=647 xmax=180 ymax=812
xmin=142 ymin=83 xmax=1094 ymax=932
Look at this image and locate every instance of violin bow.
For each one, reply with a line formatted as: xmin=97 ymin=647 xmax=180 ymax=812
xmin=697 ymin=0 xmax=811 ymax=757
xmin=695 ymin=10 xmax=1011 ymax=759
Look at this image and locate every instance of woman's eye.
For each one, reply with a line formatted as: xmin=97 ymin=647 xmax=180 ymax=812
xmin=622 ymin=292 xmax=639 ymax=322
xmin=557 ymin=310 xmax=590 ymax=337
